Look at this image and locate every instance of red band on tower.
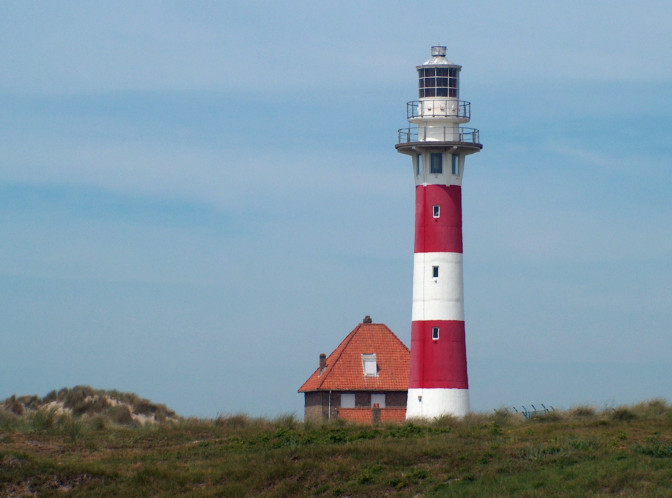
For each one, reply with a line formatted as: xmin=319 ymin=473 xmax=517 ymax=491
xmin=414 ymin=184 xmax=463 ymax=254
xmin=408 ymin=320 xmax=468 ymax=389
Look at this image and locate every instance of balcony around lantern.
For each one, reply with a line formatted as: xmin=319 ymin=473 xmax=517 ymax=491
xmin=396 ymin=126 xmax=482 ymax=151
xmin=406 ymin=100 xmax=471 ymax=121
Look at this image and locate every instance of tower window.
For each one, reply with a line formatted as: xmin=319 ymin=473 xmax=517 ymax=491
xmin=430 ymin=153 xmax=442 ymax=174
xmin=452 ymin=154 xmax=460 ymax=176
xmin=432 ymin=327 xmax=440 ymax=340
xmin=432 ymin=205 xmax=440 ymax=218
xmin=432 ymin=266 xmax=439 ymax=279
xmin=416 ymin=154 xmax=422 ymax=176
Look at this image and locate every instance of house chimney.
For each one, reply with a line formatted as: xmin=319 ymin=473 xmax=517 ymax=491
xmin=319 ymin=353 xmax=327 ymax=373
xmin=363 ymin=315 xmax=372 ymax=324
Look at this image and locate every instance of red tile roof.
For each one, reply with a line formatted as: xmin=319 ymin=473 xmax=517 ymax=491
xmin=298 ymin=320 xmax=410 ymax=392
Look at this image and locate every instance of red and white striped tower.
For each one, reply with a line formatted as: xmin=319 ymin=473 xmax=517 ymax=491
xmin=396 ymin=46 xmax=482 ymax=419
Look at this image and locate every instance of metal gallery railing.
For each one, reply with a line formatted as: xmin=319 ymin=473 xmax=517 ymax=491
xmin=397 ymin=126 xmax=480 ymax=145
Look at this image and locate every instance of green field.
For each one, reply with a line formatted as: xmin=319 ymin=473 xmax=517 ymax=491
xmin=2 ymin=400 xmax=672 ymax=496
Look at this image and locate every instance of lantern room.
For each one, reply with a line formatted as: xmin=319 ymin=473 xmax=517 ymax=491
xmin=417 ymin=45 xmax=461 ymax=99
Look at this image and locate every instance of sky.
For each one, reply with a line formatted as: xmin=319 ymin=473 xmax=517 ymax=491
xmin=1 ymin=1 xmax=670 ymax=418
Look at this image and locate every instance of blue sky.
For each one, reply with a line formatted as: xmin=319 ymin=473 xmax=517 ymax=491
xmin=1 ymin=1 xmax=670 ymax=417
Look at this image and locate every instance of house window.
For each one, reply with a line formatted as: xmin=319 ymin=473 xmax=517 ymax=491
xmin=432 ymin=327 xmax=440 ymax=341
xmin=341 ymin=393 xmax=355 ymax=408
xmin=430 ymin=153 xmax=442 ymax=174
xmin=452 ymin=154 xmax=459 ymax=176
xmin=432 ymin=266 xmax=439 ymax=279
xmin=432 ymin=205 xmax=440 ymax=218
xmin=362 ymin=354 xmax=378 ymax=377
xmin=371 ymin=393 xmax=386 ymax=408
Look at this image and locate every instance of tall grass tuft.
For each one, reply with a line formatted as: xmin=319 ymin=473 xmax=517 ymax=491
xmin=274 ymin=413 xmax=298 ymax=430
xmin=30 ymin=407 xmax=59 ymax=431
xmin=215 ymin=413 xmax=253 ymax=429
xmin=611 ymin=407 xmax=637 ymax=422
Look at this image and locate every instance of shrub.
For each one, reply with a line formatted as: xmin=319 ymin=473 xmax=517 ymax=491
xmin=533 ymin=410 xmax=564 ymax=422
xmin=216 ymin=414 xmax=252 ymax=429
xmin=611 ymin=408 xmax=636 ymax=422
xmin=89 ymin=415 xmax=108 ymax=431
xmin=4 ymin=395 xmax=25 ymax=416
xmin=17 ymin=395 xmax=41 ymax=411
xmin=633 ymin=438 xmax=672 ymax=457
xmin=43 ymin=389 xmax=58 ymax=403
xmin=107 ymin=405 xmax=134 ymax=425
xmin=0 ymin=408 xmax=19 ymax=431
xmin=30 ymin=408 xmax=58 ymax=431
xmin=433 ymin=414 xmax=459 ymax=428
xmin=569 ymin=405 xmax=596 ymax=418
xmin=71 ymin=395 xmax=111 ymax=417
xmin=492 ymin=407 xmax=520 ymax=427
xmin=133 ymin=399 xmax=156 ymax=415
xmin=63 ymin=386 xmax=96 ymax=410
xmin=634 ymin=399 xmax=669 ymax=419
xmin=275 ymin=413 xmax=298 ymax=430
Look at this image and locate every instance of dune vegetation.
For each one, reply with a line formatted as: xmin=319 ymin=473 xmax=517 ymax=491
xmin=2 ymin=389 xmax=672 ymax=496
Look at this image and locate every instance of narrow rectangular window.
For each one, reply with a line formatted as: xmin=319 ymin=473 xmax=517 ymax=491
xmin=416 ymin=154 xmax=423 ymax=176
xmin=432 ymin=266 xmax=439 ymax=279
xmin=430 ymin=153 xmax=442 ymax=174
xmin=452 ymin=154 xmax=459 ymax=176
xmin=432 ymin=205 xmax=440 ymax=218
xmin=432 ymin=327 xmax=440 ymax=340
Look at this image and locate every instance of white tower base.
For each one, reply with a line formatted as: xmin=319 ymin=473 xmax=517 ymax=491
xmin=406 ymin=388 xmax=469 ymax=419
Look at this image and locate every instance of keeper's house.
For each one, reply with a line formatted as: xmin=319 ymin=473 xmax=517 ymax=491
xmin=298 ymin=316 xmax=409 ymax=424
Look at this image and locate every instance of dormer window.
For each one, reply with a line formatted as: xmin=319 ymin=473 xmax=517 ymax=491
xmin=362 ymin=354 xmax=378 ymax=377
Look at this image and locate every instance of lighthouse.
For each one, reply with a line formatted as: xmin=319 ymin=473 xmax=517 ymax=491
xmin=396 ymin=46 xmax=482 ymax=419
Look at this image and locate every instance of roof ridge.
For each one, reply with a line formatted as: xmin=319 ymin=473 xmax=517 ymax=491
xmin=298 ymin=320 xmax=409 ymax=393
xmin=382 ymin=323 xmax=410 ymax=352
xmin=315 ymin=323 xmax=362 ymax=389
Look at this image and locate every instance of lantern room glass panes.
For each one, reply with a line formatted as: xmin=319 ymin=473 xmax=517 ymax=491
xmin=418 ymin=67 xmax=459 ymax=98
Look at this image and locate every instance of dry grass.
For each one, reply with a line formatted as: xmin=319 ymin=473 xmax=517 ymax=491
xmin=1 ymin=399 xmax=672 ymax=495
xmin=1 ymin=386 xmax=177 ymax=426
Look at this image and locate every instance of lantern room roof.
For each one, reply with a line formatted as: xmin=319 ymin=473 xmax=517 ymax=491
xmin=419 ymin=45 xmax=461 ymax=68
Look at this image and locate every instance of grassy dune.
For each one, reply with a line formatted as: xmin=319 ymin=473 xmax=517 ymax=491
xmin=2 ymin=399 xmax=672 ymax=496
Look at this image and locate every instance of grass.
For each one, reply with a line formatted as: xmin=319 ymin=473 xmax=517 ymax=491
xmin=1 ymin=400 xmax=672 ymax=495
